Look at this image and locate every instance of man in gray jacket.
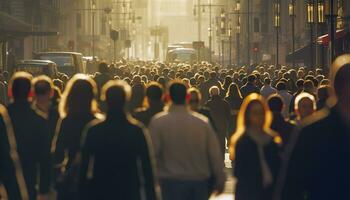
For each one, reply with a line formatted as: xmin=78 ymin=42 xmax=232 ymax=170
xmin=149 ymin=81 xmax=226 ymax=200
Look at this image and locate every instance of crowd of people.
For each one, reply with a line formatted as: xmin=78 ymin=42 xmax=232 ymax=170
xmin=0 ymin=54 xmax=350 ymax=200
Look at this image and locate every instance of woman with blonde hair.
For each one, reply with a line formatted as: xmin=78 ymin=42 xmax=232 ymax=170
xmin=52 ymin=74 xmax=99 ymax=200
xmin=229 ymin=93 xmax=281 ymax=200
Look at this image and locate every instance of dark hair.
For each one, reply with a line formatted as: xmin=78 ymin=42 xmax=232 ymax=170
xmin=276 ymin=81 xmax=287 ymax=91
xmin=33 ymin=76 xmax=52 ymax=96
xmin=247 ymin=74 xmax=256 ymax=83
xmin=169 ymin=81 xmax=187 ymax=105
xmin=317 ymin=85 xmax=330 ymax=101
xmin=146 ymin=82 xmax=163 ymax=101
xmin=59 ymin=74 xmax=98 ymax=118
xmin=98 ymin=62 xmax=109 ymax=73
xmin=296 ymin=79 xmax=304 ymax=88
xmin=226 ymin=83 xmax=243 ymax=99
xmin=10 ymin=72 xmax=33 ymax=100
xmin=334 ymin=64 xmax=350 ymax=96
xmin=102 ymin=80 xmax=131 ymax=111
xmin=264 ymin=78 xmax=271 ymax=85
xmin=267 ymin=95 xmax=284 ymax=112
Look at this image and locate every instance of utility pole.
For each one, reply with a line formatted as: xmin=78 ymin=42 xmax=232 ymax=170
xmin=198 ymin=0 xmax=202 ymax=41
xmin=247 ymin=0 xmax=251 ymax=65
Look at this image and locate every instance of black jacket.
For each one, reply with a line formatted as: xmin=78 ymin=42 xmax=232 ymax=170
xmin=53 ymin=114 xmax=96 ymax=200
xmin=7 ymin=101 xmax=51 ymax=200
xmin=79 ymin=113 xmax=159 ymax=200
xmin=234 ymin=134 xmax=280 ymax=200
xmin=270 ymin=113 xmax=295 ymax=151
xmin=240 ymin=83 xmax=260 ymax=98
xmin=0 ymin=105 xmax=28 ymax=200
xmin=281 ymin=106 xmax=350 ymax=200
xmin=133 ymin=102 xmax=164 ymax=127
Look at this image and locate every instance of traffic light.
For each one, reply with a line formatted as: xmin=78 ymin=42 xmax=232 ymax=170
xmin=110 ymin=29 xmax=119 ymax=41
xmin=220 ymin=9 xmax=226 ymax=34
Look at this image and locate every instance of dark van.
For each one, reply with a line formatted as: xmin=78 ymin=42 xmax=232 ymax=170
xmin=34 ymin=52 xmax=85 ymax=76
xmin=14 ymin=60 xmax=58 ymax=78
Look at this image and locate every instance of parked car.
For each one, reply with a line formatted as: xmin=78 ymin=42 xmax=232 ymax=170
xmin=34 ymin=52 xmax=85 ymax=76
xmin=14 ymin=60 xmax=58 ymax=78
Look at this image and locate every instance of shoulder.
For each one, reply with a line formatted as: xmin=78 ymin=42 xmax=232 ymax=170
xmin=296 ymin=108 xmax=332 ymax=143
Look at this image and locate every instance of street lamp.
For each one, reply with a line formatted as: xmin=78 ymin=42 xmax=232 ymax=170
xmin=236 ymin=0 xmax=241 ymax=66
xmin=229 ymin=26 xmax=232 ymax=67
xmin=289 ymin=0 xmax=296 ymax=68
xmin=91 ymin=0 xmax=96 ymax=60
xmin=307 ymin=1 xmax=315 ymax=68
xmin=220 ymin=9 xmax=226 ymax=66
xmin=274 ymin=0 xmax=281 ymax=67
xmin=325 ymin=0 xmax=337 ymax=64
xmin=208 ymin=27 xmax=212 ymax=63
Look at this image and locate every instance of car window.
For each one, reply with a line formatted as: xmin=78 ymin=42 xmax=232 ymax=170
xmin=39 ymin=55 xmax=74 ymax=67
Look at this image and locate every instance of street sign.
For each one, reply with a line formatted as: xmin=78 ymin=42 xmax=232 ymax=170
xmin=193 ymin=41 xmax=205 ymax=49
xmin=125 ymin=40 xmax=131 ymax=48
xmin=110 ymin=29 xmax=119 ymax=41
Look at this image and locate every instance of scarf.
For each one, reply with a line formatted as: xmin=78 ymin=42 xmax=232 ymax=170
xmin=246 ymin=129 xmax=274 ymax=188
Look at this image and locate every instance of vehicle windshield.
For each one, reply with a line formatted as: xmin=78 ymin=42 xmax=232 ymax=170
xmin=173 ymin=53 xmax=195 ymax=62
xmin=39 ymin=55 xmax=74 ymax=67
xmin=15 ymin=64 xmax=46 ymax=76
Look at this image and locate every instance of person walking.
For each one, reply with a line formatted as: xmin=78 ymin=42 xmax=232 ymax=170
xmin=229 ymin=93 xmax=281 ymax=200
xmin=267 ymin=95 xmax=295 ymax=151
xmin=52 ymin=74 xmax=99 ymax=200
xmin=149 ymin=81 xmax=226 ymax=200
xmin=240 ymin=74 xmax=260 ymax=98
xmin=79 ymin=80 xmax=160 ymax=200
xmin=278 ymin=55 xmax=350 ymax=200
xmin=205 ymin=86 xmax=231 ymax=154
xmin=0 ymin=103 xmax=29 ymax=200
xmin=6 ymin=72 xmax=51 ymax=200
xmin=133 ymin=82 xmax=164 ymax=127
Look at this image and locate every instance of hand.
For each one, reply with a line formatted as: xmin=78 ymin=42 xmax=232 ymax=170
xmin=37 ymin=194 xmax=49 ymax=200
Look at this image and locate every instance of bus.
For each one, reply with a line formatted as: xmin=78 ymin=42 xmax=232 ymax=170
xmin=166 ymin=48 xmax=197 ymax=64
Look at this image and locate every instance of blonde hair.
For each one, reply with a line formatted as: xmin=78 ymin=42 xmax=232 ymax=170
xmin=229 ymin=93 xmax=279 ymax=160
xmin=59 ymin=74 xmax=98 ymax=118
xmin=294 ymin=92 xmax=316 ymax=111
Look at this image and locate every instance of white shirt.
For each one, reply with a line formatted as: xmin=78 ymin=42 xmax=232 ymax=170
xmin=149 ymin=105 xmax=226 ymax=184
xmin=260 ymin=85 xmax=277 ymax=99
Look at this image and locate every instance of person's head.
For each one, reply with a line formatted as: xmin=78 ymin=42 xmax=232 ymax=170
xmin=9 ymin=72 xmax=33 ymax=102
xmin=264 ymin=77 xmax=271 ymax=86
xmin=59 ymin=74 xmax=98 ymax=118
xmin=267 ymin=95 xmax=284 ymax=114
xmin=317 ymin=85 xmax=331 ymax=102
xmin=132 ymin=75 xmax=142 ymax=85
xmin=294 ymin=92 xmax=316 ymax=120
xmin=247 ymin=74 xmax=256 ymax=84
xmin=209 ymin=71 xmax=217 ymax=79
xmin=226 ymin=83 xmax=242 ymax=99
xmin=303 ymin=80 xmax=315 ymax=93
xmin=296 ymin=79 xmax=304 ymax=90
xmin=169 ymin=81 xmax=187 ymax=105
xmin=330 ymin=54 xmax=350 ymax=122
xmin=240 ymin=94 xmax=272 ymax=130
xmin=32 ymin=75 xmax=54 ymax=102
xmin=276 ymin=81 xmax=287 ymax=91
xmin=98 ymin=62 xmax=109 ymax=73
xmin=209 ymin=86 xmax=220 ymax=97
xmin=145 ymin=82 xmax=163 ymax=104
xmin=188 ymin=87 xmax=202 ymax=111
xmin=101 ymin=80 xmax=131 ymax=112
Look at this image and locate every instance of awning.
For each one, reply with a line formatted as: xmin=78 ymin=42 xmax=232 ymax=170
xmin=0 ymin=12 xmax=59 ymax=38
xmin=286 ymin=44 xmax=311 ymax=63
xmin=0 ymin=11 xmax=31 ymax=32
xmin=317 ymin=29 xmax=346 ymax=46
